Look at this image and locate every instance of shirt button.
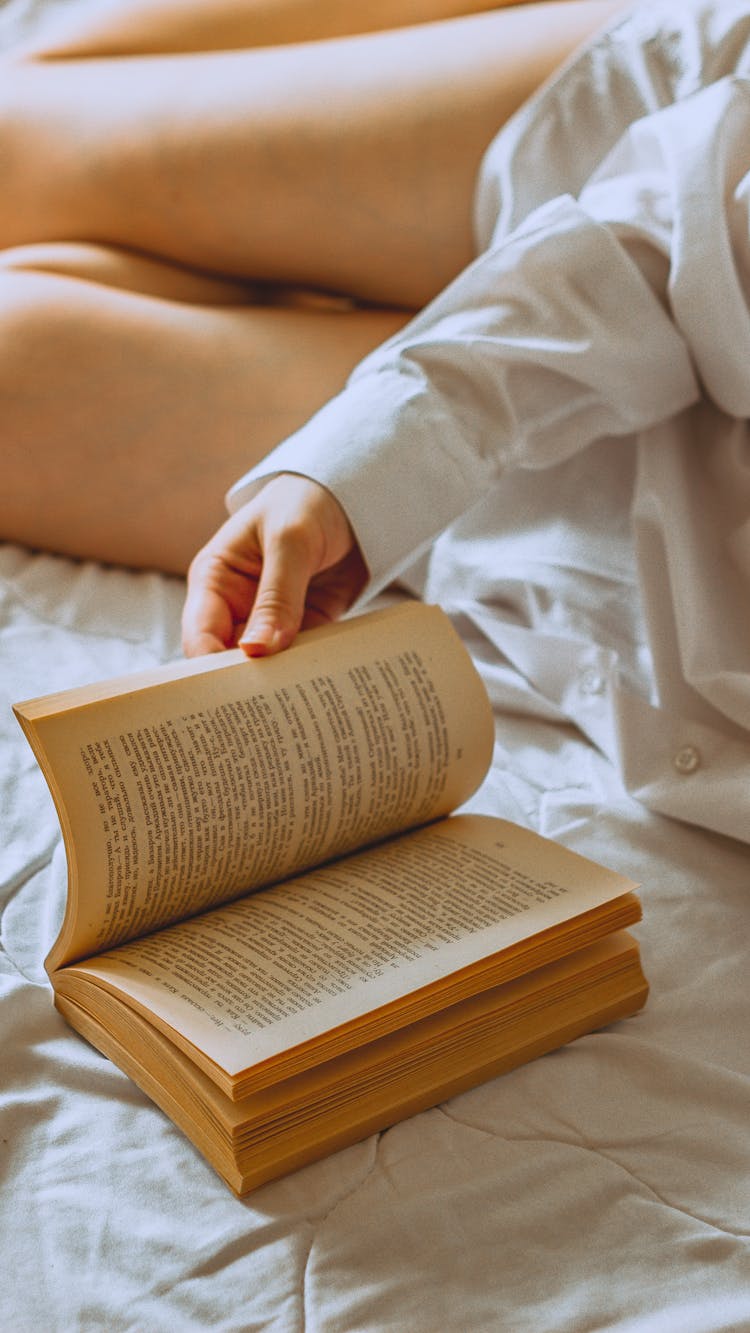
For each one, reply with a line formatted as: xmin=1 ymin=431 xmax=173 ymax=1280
xmin=674 ymin=745 xmax=701 ymax=775
xmin=580 ymin=668 xmax=605 ymax=695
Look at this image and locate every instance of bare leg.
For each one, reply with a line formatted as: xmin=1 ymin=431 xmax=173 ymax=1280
xmin=3 ymin=2 xmax=626 ymax=308
xmin=22 ymin=0 xmax=589 ymax=57
xmin=0 ymin=251 xmax=408 ymax=572
xmin=0 ymin=0 xmax=628 ymax=572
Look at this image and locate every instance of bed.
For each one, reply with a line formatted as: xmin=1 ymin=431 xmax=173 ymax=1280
xmin=2 ymin=1 xmax=750 ymax=1330
xmin=3 ymin=561 xmax=749 ymax=1332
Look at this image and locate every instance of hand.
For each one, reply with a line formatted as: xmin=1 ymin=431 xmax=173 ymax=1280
xmin=181 ymin=474 xmax=368 ymax=658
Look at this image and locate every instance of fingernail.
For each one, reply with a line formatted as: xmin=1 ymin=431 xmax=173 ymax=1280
xmin=239 ymin=622 xmax=281 ymax=657
xmin=241 ymin=639 xmax=270 ymax=658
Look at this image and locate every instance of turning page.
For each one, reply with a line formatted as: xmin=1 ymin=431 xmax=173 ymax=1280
xmin=14 ymin=603 xmax=494 ymax=970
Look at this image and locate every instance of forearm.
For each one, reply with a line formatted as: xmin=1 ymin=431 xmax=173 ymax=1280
xmin=228 ymin=185 xmax=699 ymax=596
xmin=231 ymin=54 xmax=750 ymax=595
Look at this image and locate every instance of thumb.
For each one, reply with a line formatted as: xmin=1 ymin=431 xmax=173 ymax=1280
xmin=239 ymin=528 xmax=317 ymax=657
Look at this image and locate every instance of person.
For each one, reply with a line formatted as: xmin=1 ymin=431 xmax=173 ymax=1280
xmin=186 ymin=0 xmax=750 ymax=849
xmin=4 ymin=0 xmax=750 ymax=845
xmin=2 ymin=0 xmax=621 ymax=572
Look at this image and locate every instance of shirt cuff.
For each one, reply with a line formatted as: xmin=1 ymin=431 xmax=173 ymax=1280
xmin=226 ymin=369 xmax=487 ymax=599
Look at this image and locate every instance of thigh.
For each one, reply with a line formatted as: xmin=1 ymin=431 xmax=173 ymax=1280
xmin=0 ymin=258 xmax=408 ymax=572
xmin=3 ymin=2 xmax=627 ymax=309
xmin=23 ymin=0 xmax=583 ymax=58
xmin=0 ymin=241 xmax=261 ymax=305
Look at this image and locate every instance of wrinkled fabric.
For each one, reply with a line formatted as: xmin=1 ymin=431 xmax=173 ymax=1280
xmin=2 ymin=545 xmax=750 ymax=1332
xmin=230 ymin=0 xmax=750 ymax=843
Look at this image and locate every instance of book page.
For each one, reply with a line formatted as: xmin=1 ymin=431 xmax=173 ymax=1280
xmin=15 ymin=604 xmax=494 ymax=970
xmin=60 ymin=814 xmax=638 ymax=1085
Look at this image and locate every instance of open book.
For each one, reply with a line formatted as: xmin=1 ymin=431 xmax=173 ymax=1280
xmin=14 ymin=602 xmax=648 ymax=1195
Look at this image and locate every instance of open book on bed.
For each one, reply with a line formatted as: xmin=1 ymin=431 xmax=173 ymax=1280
xmin=14 ymin=602 xmax=648 ymax=1195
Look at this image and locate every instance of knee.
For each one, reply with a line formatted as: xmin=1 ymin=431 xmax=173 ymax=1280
xmin=0 ymin=268 xmax=57 ymax=361
xmin=0 ymin=267 xmax=89 ymax=393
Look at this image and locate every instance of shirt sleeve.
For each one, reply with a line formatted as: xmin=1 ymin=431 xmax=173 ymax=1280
xmin=226 ymin=78 xmax=750 ymax=596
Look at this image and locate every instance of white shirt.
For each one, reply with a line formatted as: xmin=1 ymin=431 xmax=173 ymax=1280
xmin=228 ymin=0 xmax=750 ymax=845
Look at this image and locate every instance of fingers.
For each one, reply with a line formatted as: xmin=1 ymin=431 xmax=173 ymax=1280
xmin=181 ymin=577 xmax=240 ymax=656
xmin=298 ymin=544 xmax=370 ymax=630
xmin=181 ymin=475 xmax=368 ymax=660
xmin=239 ymin=519 xmax=322 ymax=656
xmin=181 ymin=524 xmax=261 ymax=658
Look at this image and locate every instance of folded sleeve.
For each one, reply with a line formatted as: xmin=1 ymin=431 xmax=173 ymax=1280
xmin=226 ymin=79 xmax=750 ymax=595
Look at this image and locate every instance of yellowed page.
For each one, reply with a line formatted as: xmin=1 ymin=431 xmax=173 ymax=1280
xmin=55 ymin=931 xmax=647 ymax=1196
xmin=61 ymin=814 xmax=638 ymax=1086
xmin=14 ymin=603 xmax=493 ymax=970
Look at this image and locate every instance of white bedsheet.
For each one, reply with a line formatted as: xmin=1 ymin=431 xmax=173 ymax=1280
xmin=1 ymin=542 xmax=749 ymax=1332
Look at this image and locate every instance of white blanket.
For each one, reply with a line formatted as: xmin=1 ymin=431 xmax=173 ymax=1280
xmin=1 ymin=543 xmax=749 ymax=1332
